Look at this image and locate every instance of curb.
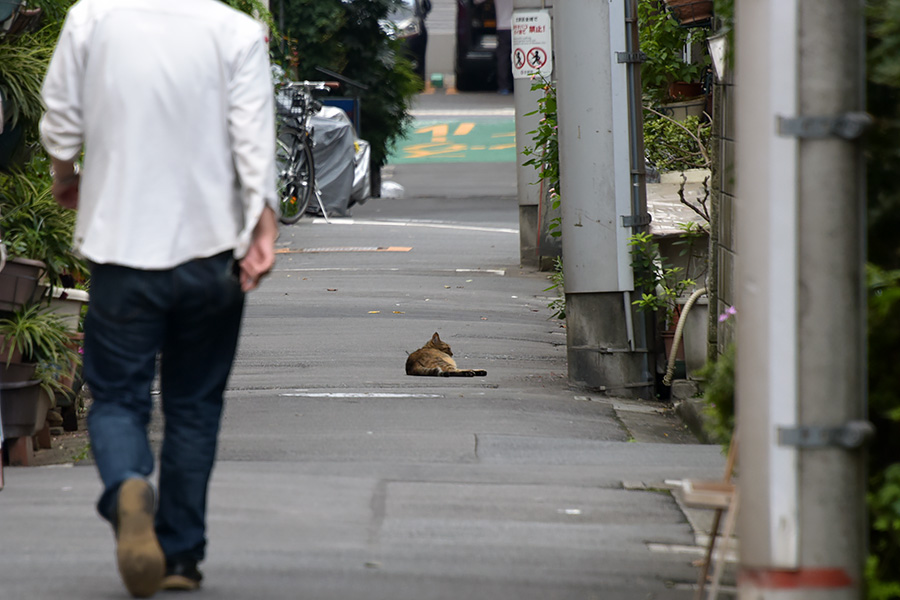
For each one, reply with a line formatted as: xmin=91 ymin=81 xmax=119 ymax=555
xmin=675 ymin=396 xmax=714 ymax=445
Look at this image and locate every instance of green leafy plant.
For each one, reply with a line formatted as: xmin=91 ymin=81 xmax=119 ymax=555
xmin=638 ymin=0 xmax=709 ymax=105
xmin=543 ymin=256 xmax=565 ymax=320
xmin=868 ymin=461 xmax=900 ymax=600
xmin=278 ymin=0 xmax=419 ymax=176
xmin=629 ymin=231 xmax=695 ymax=323
xmin=867 ymin=465 xmax=900 ymax=600
xmin=865 ymin=264 xmax=900 ymax=594
xmin=0 ymin=155 xmax=88 ymax=286
xmin=696 ymin=339 xmax=734 ymax=446
xmin=866 ymin=0 xmax=900 ymax=591
xmin=0 ymin=303 xmax=80 ymax=365
xmin=0 ymin=302 xmax=82 ymax=399
xmin=522 ymin=74 xmax=561 ymax=238
xmin=643 ymin=108 xmax=710 ymax=172
xmin=0 ymin=40 xmax=51 ymax=133
xmin=71 ymin=440 xmax=91 ymax=464
xmin=522 ymin=75 xmax=559 ymax=191
xmin=224 ymin=0 xmax=278 ymax=34
xmin=0 ymin=1 xmax=74 ymax=158
xmin=672 ymin=221 xmax=709 ymax=280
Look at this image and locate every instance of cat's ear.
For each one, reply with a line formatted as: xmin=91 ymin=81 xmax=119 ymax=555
xmin=431 ymin=332 xmax=441 ymax=343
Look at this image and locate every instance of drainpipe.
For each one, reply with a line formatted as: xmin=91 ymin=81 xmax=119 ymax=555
xmin=623 ymin=0 xmax=653 ymax=368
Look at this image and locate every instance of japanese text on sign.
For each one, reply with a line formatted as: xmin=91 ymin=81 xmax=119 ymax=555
xmin=511 ymin=10 xmax=552 ymax=80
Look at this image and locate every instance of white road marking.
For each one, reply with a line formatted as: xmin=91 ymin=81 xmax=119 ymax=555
xmin=410 ymin=108 xmax=516 ymax=117
xmin=309 ymin=218 xmax=517 ymax=235
xmin=272 ymin=267 xmax=505 ymax=275
xmin=280 ymin=392 xmax=444 ymax=398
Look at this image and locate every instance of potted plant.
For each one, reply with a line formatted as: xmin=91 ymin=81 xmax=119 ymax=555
xmin=629 ymin=222 xmax=710 ymax=383
xmin=629 ymin=230 xmax=697 ymax=329
xmin=47 ymin=286 xmax=89 ymax=332
xmin=0 ymin=303 xmax=81 ymax=445
xmin=0 ymin=302 xmax=80 ymax=380
xmin=0 ymin=157 xmax=88 ymax=289
xmin=638 ymin=0 xmax=710 ymax=106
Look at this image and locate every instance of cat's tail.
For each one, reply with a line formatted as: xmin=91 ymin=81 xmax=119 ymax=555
xmin=441 ymin=369 xmax=488 ymax=377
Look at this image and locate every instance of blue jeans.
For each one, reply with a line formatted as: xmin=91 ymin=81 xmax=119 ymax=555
xmin=84 ymin=251 xmax=244 ymax=563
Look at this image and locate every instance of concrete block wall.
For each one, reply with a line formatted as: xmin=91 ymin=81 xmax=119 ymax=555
xmin=714 ymin=67 xmax=737 ymax=353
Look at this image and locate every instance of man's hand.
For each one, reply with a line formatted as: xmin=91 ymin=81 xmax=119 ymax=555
xmin=50 ymin=158 xmax=80 ymax=209
xmin=239 ymin=205 xmax=278 ymax=292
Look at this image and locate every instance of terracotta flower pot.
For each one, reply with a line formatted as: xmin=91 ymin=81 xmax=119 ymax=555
xmin=668 ymin=81 xmax=705 ymax=101
xmin=664 ymin=0 xmax=714 ymax=26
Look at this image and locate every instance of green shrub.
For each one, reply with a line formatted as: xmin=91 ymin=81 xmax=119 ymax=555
xmin=638 ymin=0 xmax=708 ymax=105
xmin=643 ymin=111 xmax=710 ymax=172
xmin=522 ymin=75 xmax=561 ymax=238
xmin=277 ymin=0 xmax=419 ymax=172
xmin=628 ymin=231 xmax=695 ymax=324
xmin=0 ymin=154 xmax=88 ymax=285
xmin=865 ymin=265 xmax=900 ymax=594
xmin=867 ymin=1 xmax=900 ymax=593
xmin=543 ymin=257 xmax=565 ymax=320
xmin=696 ymin=341 xmax=734 ymax=446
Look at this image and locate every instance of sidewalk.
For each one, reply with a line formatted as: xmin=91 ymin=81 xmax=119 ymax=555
xmin=0 ymin=193 xmax=729 ymax=599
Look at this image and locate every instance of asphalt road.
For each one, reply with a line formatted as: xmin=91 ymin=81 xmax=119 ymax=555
xmin=0 ymin=91 xmax=727 ymax=600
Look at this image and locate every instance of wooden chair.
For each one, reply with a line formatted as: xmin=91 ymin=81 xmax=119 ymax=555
xmin=679 ymin=434 xmax=738 ymax=600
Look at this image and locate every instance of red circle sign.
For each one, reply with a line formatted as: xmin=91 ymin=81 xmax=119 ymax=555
xmin=513 ymin=48 xmax=526 ymax=70
xmin=526 ymin=47 xmax=548 ymax=70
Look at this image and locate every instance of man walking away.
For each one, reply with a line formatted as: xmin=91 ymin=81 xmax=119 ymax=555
xmin=40 ymin=0 xmax=278 ymax=596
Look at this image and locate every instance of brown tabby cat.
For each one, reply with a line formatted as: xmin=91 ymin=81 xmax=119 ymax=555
xmin=406 ymin=332 xmax=487 ymax=377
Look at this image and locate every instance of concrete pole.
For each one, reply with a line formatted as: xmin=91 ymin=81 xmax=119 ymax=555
xmin=513 ymin=0 xmax=553 ymax=269
xmin=735 ymin=0 xmax=867 ymax=597
xmin=554 ymin=0 xmax=651 ymax=397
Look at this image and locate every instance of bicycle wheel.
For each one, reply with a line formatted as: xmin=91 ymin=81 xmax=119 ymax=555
xmin=277 ymin=137 xmax=315 ymax=224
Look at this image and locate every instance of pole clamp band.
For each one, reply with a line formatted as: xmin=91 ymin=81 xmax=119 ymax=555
xmin=777 ymin=113 xmax=873 ymax=140
xmin=778 ymin=421 xmax=874 ymax=449
xmin=616 ymin=52 xmax=647 ymax=64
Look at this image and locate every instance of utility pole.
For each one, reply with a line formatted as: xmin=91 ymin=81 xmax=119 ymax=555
xmin=553 ymin=0 xmax=652 ymax=397
xmin=735 ymin=1 xmax=869 ymax=598
xmin=513 ymin=0 xmax=554 ymax=269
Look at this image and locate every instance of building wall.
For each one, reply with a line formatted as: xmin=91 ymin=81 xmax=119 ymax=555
xmin=714 ymin=61 xmax=736 ymax=352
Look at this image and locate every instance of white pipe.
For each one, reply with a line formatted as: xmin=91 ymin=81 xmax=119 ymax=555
xmin=662 ymin=287 xmax=706 ymax=386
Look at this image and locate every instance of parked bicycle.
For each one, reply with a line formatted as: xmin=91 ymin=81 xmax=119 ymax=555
xmin=275 ymin=80 xmax=337 ymax=224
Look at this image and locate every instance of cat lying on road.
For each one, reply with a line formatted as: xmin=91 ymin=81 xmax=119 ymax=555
xmin=406 ymin=332 xmax=487 ymax=377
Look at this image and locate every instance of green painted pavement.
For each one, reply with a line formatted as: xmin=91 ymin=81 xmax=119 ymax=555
xmin=388 ymin=118 xmax=516 ymax=164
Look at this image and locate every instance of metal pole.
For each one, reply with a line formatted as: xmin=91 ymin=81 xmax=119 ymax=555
xmin=513 ymin=0 xmax=554 ymax=268
xmin=735 ymin=0 xmax=868 ymax=597
xmin=622 ymin=0 xmax=653 ymax=370
xmin=555 ymin=0 xmax=651 ymax=396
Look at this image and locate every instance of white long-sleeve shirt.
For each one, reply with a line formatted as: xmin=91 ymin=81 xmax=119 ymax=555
xmin=40 ymin=0 xmax=277 ymax=269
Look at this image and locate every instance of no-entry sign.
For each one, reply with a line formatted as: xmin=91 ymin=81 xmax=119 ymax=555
xmin=511 ymin=10 xmax=552 ymax=80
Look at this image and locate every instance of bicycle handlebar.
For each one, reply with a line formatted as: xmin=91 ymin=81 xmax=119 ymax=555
xmin=281 ymin=80 xmax=340 ymax=92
